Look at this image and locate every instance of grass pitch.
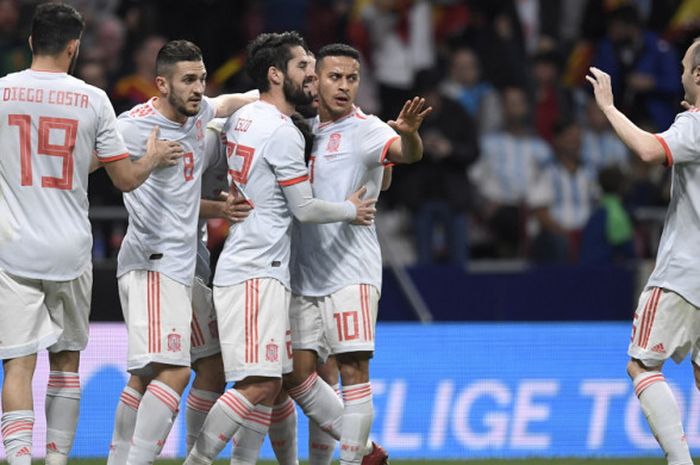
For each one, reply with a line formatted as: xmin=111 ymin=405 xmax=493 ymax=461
xmin=58 ymin=459 xmax=680 ymax=465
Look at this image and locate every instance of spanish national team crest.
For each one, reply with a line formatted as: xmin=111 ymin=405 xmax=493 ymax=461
xmin=265 ymin=341 xmax=279 ymax=362
xmin=167 ymin=331 xmax=182 ymax=352
xmin=326 ymin=133 xmax=342 ymax=153
xmin=208 ymin=320 xmax=219 ymax=339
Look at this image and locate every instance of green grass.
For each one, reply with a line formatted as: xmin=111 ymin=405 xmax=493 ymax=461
xmin=53 ymin=460 xmax=681 ymax=465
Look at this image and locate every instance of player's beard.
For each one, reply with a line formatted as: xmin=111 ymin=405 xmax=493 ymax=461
xmin=169 ymin=91 xmax=199 ymax=118
xmin=284 ymin=75 xmax=313 ymax=107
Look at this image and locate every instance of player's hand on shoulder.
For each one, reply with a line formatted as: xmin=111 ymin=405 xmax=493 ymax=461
xmin=147 ymin=126 xmax=184 ymax=167
xmin=387 ymin=96 xmax=433 ymax=134
xmin=347 ymin=185 xmax=377 ymax=226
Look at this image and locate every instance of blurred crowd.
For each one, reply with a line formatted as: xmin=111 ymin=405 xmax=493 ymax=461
xmin=2 ymin=0 xmax=699 ymax=266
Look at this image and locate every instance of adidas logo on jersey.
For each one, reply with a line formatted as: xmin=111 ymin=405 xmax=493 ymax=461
xmin=650 ymin=343 xmax=666 ymax=354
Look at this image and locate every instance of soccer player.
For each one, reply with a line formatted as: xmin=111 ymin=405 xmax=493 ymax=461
xmin=285 ymin=43 xmax=430 ymax=465
xmin=587 ymin=39 xmax=700 ymax=465
xmin=106 ymin=40 xmax=256 ymax=465
xmin=183 ymin=117 xmax=251 ymax=455
xmin=183 ymin=31 xmax=375 ymax=465
xmin=0 ymin=4 xmax=182 ymax=465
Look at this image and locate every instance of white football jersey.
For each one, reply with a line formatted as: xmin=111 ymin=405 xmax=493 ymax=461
xmin=0 ymin=69 xmax=128 ymax=280
xmin=117 ymin=96 xmax=216 ymax=285
xmin=213 ymin=100 xmax=309 ymax=288
xmin=195 ymin=118 xmax=228 ymax=283
xmin=291 ymin=106 xmax=398 ymax=296
xmin=647 ymin=110 xmax=700 ymax=307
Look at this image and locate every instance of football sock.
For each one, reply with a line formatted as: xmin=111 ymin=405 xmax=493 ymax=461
xmin=45 ymin=371 xmax=81 ymax=465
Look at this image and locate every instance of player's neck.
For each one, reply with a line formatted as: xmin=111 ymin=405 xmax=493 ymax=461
xmin=260 ymin=91 xmax=295 ymax=117
xmin=318 ymin=105 xmax=352 ymax=124
xmin=152 ymin=98 xmax=187 ymax=124
xmin=30 ymin=56 xmax=68 ymax=73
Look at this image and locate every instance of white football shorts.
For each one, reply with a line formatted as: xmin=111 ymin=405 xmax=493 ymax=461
xmin=289 ymin=294 xmax=331 ymax=362
xmin=190 ymin=276 xmax=221 ymax=363
xmin=118 ymin=270 xmax=192 ymax=375
xmin=0 ymin=267 xmax=91 ymax=359
xmin=322 ymin=284 xmax=379 ymax=356
xmin=214 ymin=278 xmax=292 ymax=383
xmin=628 ymin=287 xmax=700 ymax=367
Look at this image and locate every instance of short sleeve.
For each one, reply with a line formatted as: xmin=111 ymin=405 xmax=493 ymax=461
xmin=198 ymin=96 xmax=217 ymax=127
xmin=116 ymin=117 xmax=148 ymax=160
xmin=359 ymin=116 xmax=399 ymax=166
xmin=264 ymin=123 xmax=309 ymax=187
xmin=95 ymin=93 xmax=129 ymax=163
xmin=655 ymin=112 xmax=700 ymax=165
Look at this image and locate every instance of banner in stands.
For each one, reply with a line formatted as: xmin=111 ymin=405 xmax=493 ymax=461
xmin=4 ymin=323 xmax=699 ymax=459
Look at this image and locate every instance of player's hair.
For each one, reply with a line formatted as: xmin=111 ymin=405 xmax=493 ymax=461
xmin=30 ymin=3 xmax=85 ymax=56
xmin=291 ymin=113 xmax=314 ymax=164
xmin=316 ymin=43 xmax=360 ymax=65
xmin=246 ymin=31 xmax=308 ymax=92
xmin=692 ymin=37 xmax=700 ymax=70
xmin=156 ymin=40 xmax=203 ymax=77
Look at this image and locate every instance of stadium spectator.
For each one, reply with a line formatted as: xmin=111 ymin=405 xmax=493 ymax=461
xmin=470 ymin=85 xmax=551 ymax=258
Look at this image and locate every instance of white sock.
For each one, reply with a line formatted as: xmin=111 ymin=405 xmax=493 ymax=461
xmin=186 ymin=388 xmax=219 ymax=454
xmin=634 ymin=371 xmax=693 ymax=465
xmin=308 ymin=383 xmax=338 ymax=465
xmin=45 ymin=371 xmax=81 ymax=465
xmin=339 ymin=383 xmax=373 ymax=465
xmin=230 ymin=404 xmax=272 ymax=465
xmin=1 ymin=410 xmax=34 ymax=465
xmin=184 ymin=389 xmax=254 ymax=465
xmin=126 ymin=380 xmax=180 ymax=465
xmin=288 ymin=373 xmax=343 ymax=439
xmin=107 ymin=386 xmax=142 ymax=465
xmin=268 ymin=398 xmax=298 ymax=465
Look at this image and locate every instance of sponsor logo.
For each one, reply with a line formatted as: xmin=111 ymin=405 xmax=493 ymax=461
xmin=650 ymin=342 xmax=666 ymax=353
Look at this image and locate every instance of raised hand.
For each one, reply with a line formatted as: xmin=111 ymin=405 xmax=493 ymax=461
xmin=346 ymin=185 xmax=377 ymax=225
xmin=585 ymin=67 xmax=615 ymax=111
xmin=147 ymin=126 xmax=184 ymax=167
xmin=387 ymin=97 xmax=433 ymax=135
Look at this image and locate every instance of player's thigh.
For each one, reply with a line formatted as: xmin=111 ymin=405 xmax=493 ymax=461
xmin=191 ymin=277 xmax=221 ymax=363
xmin=46 ymin=266 xmax=92 ymax=353
xmin=214 ymin=278 xmax=291 ymax=383
xmin=322 ymin=284 xmax=379 ymax=355
xmin=629 ymin=287 xmax=696 ymax=367
xmin=0 ymin=269 xmax=59 ymax=359
xmin=118 ymin=270 xmax=192 ymax=374
xmin=289 ymin=294 xmax=329 ymax=361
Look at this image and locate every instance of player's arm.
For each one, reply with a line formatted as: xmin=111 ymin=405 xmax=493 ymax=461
xmin=105 ymin=126 xmax=184 ymax=192
xmin=386 ymin=97 xmax=433 ymax=165
xmin=381 ymin=166 xmax=393 ymax=191
xmin=210 ymin=89 xmax=259 ymax=119
xmin=283 ymin=181 xmax=375 ymax=225
xmin=200 ymin=190 xmax=251 ymax=223
xmin=587 ymin=67 xmax=666 ymax=164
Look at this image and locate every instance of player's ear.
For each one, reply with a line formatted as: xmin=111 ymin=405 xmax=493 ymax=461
xmin=66 ymin=39 xmax=79 ymax=59
xmin=155 ymin=75 xmax=169 ymax=95
xmin=268 ymin=66 xmax=282 ymax=87
xmin=27 ymin=35 xmax=33 ymax=52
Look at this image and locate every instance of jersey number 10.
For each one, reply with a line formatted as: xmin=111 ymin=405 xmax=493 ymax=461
xmin=9 ymin=114 xmax=77 ymax=190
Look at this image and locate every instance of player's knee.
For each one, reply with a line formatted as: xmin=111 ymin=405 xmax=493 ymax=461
xmin=192 ymin=354 xmax=226 ymax=392
xmin=626 ymin=358 xmax=660 ymax=380
xmin=48 ymin=350 xmax=80 ymax=372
